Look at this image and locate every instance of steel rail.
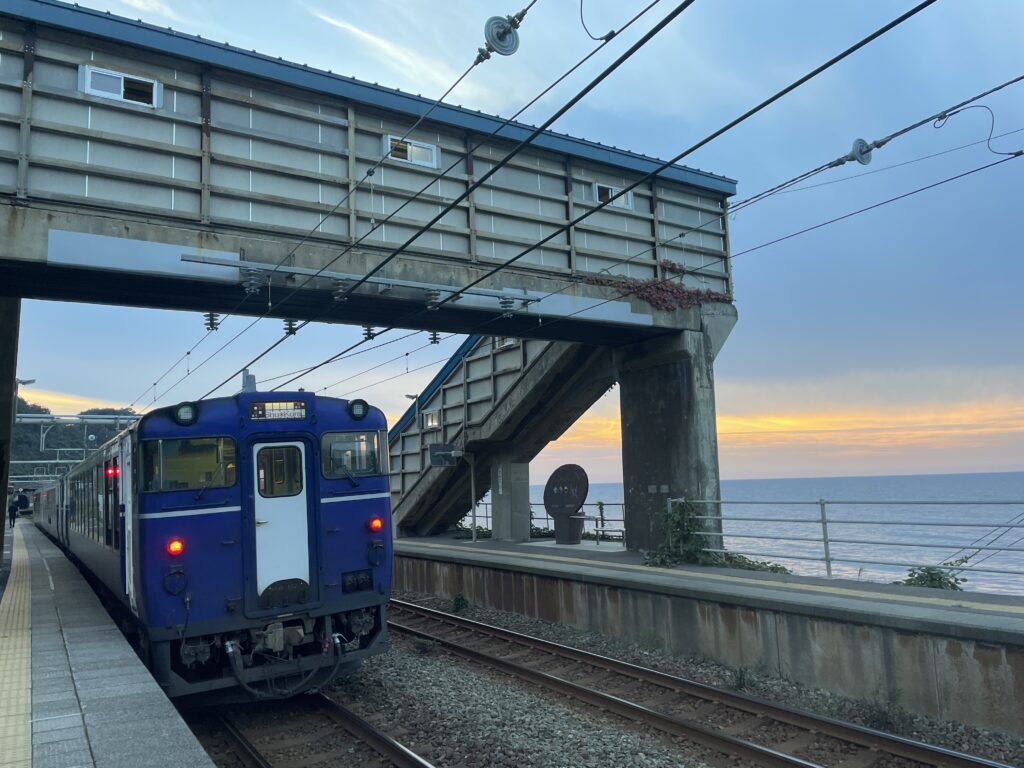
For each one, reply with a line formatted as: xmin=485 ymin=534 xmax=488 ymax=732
xmin=213 ymin=712 xmax=274 ymax=768
xmin=389 ymin=617 xmax=822 ymax=767
xmin=312 ymin=693 xmax=437 ymax=768
xmin=390 ymin=600 xmax=1012 ymax=768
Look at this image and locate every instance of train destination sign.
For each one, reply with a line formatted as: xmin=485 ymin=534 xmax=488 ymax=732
xmin=249 ymin=401 xmax=307 ymax=421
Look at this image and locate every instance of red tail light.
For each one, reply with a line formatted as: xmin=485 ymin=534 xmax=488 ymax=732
xmin=166 ymin=538 xmax=185 ymax=556
xmin=367 ymin=517 xmax=384 ymax=533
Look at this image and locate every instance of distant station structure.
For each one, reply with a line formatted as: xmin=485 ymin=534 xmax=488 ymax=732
xmin=0 ymin=0 xmax=738 ymax=550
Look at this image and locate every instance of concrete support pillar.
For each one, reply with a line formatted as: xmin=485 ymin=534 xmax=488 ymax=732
xmin=0 ymin=297 xmax=22 ymax=562
xmin=615 ymin=303 xmax=736 ymax=552
xmin=489 ymin=452 xmax=531 ymax=542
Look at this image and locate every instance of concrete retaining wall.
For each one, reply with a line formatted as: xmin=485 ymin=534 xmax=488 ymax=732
xmin=394 ymin=554 xmax=1024 ymax=737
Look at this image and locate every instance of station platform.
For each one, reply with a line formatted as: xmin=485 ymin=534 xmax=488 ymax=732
xmin=395 ymin=535 xmax=1024 ymax=643
xmin=393 ymin=534 xmax=1024 ymax=735
xmin=0 ymin=523 xmax=214 ymax=768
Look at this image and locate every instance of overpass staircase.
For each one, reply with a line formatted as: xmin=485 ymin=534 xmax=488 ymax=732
xmin=388 ymin=336 xmax=616 ymax=535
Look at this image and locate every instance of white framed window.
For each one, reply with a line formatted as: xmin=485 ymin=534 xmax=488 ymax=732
xmin=493 ymin=336 xmax=517 ymax=350
xmin=78 ymin=65 xmax=163 ymax=108
xmin=421 ymin=410 xmax=441 ymax=430
xmin=593 ymin=182 xmax=633 ymax=210
xmin=384 ymin=134 xmax=437 ymax=168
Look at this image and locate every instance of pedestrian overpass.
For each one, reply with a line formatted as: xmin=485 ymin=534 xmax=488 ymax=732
xmin=0 ymin=0 xmax=737 ymax=550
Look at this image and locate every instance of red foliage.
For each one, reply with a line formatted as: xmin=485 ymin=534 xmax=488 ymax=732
xmin=583 ymin=261 xmax=729 ymax=311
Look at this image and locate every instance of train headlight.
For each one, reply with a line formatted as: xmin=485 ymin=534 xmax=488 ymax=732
xmin=166 ymin=538 xmax=185 ymax=556
xmin=173 ymin=402 xmax=199 ymax=426
xmin=348 ymin=399 xmax=369 ymax=420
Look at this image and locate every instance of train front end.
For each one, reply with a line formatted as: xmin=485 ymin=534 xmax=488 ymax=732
xmin=134 ymin=392 xmax=391 ymax=698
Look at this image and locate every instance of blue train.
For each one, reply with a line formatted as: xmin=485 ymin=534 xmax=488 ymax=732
xmin=34 ymin=391 xmax=392 ymax=699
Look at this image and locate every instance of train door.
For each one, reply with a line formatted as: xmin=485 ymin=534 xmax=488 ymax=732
xmin=251 ymin=441 xmax=311 ymax=607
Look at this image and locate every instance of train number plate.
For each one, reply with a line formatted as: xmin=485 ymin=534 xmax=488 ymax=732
xmin=249 ymin=401 xmax=307 ymax=420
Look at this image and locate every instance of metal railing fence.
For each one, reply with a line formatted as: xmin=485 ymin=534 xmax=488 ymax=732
xmin=462 ymin=502 xmax=627 ymax=542
xmin=675 ymin=498 xmax=1024 ymax=590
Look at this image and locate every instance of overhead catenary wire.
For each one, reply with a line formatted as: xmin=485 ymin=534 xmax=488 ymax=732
xmin=518 ymin=154 xmax=1021 ymax=335
xmin=427 ymin=0 xmax=942 ymax=312
xmin=258 ymin=0 xmax=950 ymax=399
xmin=778 ymin=127 xmax=1023 ymax=195
xmin=141 ymin=3 xmax=542 ymax=406
xmin=195 ymin=1 xmax=667 ymax=396
xmin=492 ymin=74 xmax=1024 ymax=322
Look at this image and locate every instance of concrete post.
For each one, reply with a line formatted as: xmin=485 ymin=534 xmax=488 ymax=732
xmin=614 ymin=303 xmax=735 ymax=553
xmin=0 ymin=297 xmax=22 ymax=563
xmin=489 ymin=452 xmax=531 ymax=542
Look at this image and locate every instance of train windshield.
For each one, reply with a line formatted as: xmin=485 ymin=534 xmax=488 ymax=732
xmin=142 ymin=437 xmax=237 ymax=492
xmin=321 ymin=431 xmax=385 ymax=479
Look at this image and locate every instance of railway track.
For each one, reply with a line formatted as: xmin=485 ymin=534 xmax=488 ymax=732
xmin=191 ymin=693 xmax=435 ymax=768
xmin=389 ymin=599 xmax=1012 ymax=768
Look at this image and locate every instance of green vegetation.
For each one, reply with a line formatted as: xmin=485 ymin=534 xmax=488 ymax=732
xmin=895 ymin=555 xmax=970 ymax=591
xmin=11 ymin=397 xmax=137 ymax=478
xmin=453 ymin=522 xmax=492 ymax=539
xmin=451 ymin=593 xmax=469 ymax=613
xmin=644 ymin=499 xmax=790 ymax=574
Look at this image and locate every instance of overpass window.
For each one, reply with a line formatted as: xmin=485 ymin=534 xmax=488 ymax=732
xmin=384 ymin=135 xmax=437 ymax=168
xmin=421 ymin=411 xmax=441 ymax=430
xmin=593 ymin=183 xmax=633 ymax=210
xmin=493 ymin=336 xmax=516 ymax=350
xmin=79 ymin=65 xmax=163 ymax=108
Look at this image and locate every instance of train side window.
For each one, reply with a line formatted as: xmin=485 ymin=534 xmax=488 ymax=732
xmin=142 ymin=438 xmax=237 ymax=492
xmin=257 ymin=446 xmax=303 ymax=498
xmin=321 ymin=431 xmax=383 ymax=479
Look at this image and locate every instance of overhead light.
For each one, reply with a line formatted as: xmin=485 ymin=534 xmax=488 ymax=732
xmin=348 ymin=399 xmax=369 ymax=420
xmin=173 ymin=402 xmax=199 ymax=426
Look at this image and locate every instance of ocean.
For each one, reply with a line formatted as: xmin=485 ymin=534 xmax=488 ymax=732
xmin=509 ymin=471 xmax=1024 ymax=595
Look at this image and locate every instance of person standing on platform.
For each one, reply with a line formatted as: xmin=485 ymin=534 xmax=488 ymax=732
xmin=8 ymin=498 xmax=17 ymax=528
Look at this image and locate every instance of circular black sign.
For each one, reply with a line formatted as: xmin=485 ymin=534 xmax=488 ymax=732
xmin=543 ymin=464 xmax=589 ymax=517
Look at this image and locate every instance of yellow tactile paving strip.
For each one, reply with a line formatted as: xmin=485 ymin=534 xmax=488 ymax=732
xmin=0 ymin=526 xmax=31 ymax=768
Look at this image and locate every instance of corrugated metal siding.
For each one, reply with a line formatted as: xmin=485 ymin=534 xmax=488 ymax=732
xmin=0 ymin=16 xmax=731 ymax=295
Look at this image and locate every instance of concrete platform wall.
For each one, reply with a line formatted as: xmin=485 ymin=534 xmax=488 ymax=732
xmin=394 ymin=554 xmax=1024 ymax=737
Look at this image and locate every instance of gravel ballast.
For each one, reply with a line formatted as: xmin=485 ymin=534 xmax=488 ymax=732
xmin=390 ymin=589 xmax=1024 ymax=766
xmin=328 ymin=633 xmax=715 ymax=768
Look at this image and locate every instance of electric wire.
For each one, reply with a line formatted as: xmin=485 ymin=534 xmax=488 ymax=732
xmin=258 ymin=0 xmax=949 ymax=399
xmin=142 ymin=3 xmax=542 ymax=406
xmin=778 ymin=127 xmax=1023 ymax=195
xmin=492 ymin=76 xmax=1024 ymax=323
xmin=193 ymin=1 xmax=666 ymax=396
xmin=336 ymin=355 xmax=456 ymax=399
xmin=579 ymin=0 xmax=616 ymax=41
xmin=428 ymin=0 xmax=942 ymax=311
xmin=318 ymin=333 xmax=460 ymax=395
xmin=331 ymin=0 xmax=692 ymax=304
xmin=257 ymin=330 xmax=424 ymax=385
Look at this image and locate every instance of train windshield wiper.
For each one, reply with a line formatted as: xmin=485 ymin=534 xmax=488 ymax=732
xmin=194 ymin=464 xmax=226 ymax=501
xmin=337 ymin=466 xmax=361 ymax=487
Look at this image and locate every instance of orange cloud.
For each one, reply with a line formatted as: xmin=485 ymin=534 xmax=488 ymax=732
xmin=533 ymin=395 xmax=1024 ymax=480
xmin=18 ymin=387 xmax=131 ymax=414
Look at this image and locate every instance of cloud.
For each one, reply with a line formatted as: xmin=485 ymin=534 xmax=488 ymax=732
xmin=107 ymin=0 xmax=185 ymax=24
xmin=19 ymin=388 xmax=131 ymax=414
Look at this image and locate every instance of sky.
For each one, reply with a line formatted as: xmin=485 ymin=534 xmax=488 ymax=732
xmin=13 ymin=0 xmax=1024 ymax=482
